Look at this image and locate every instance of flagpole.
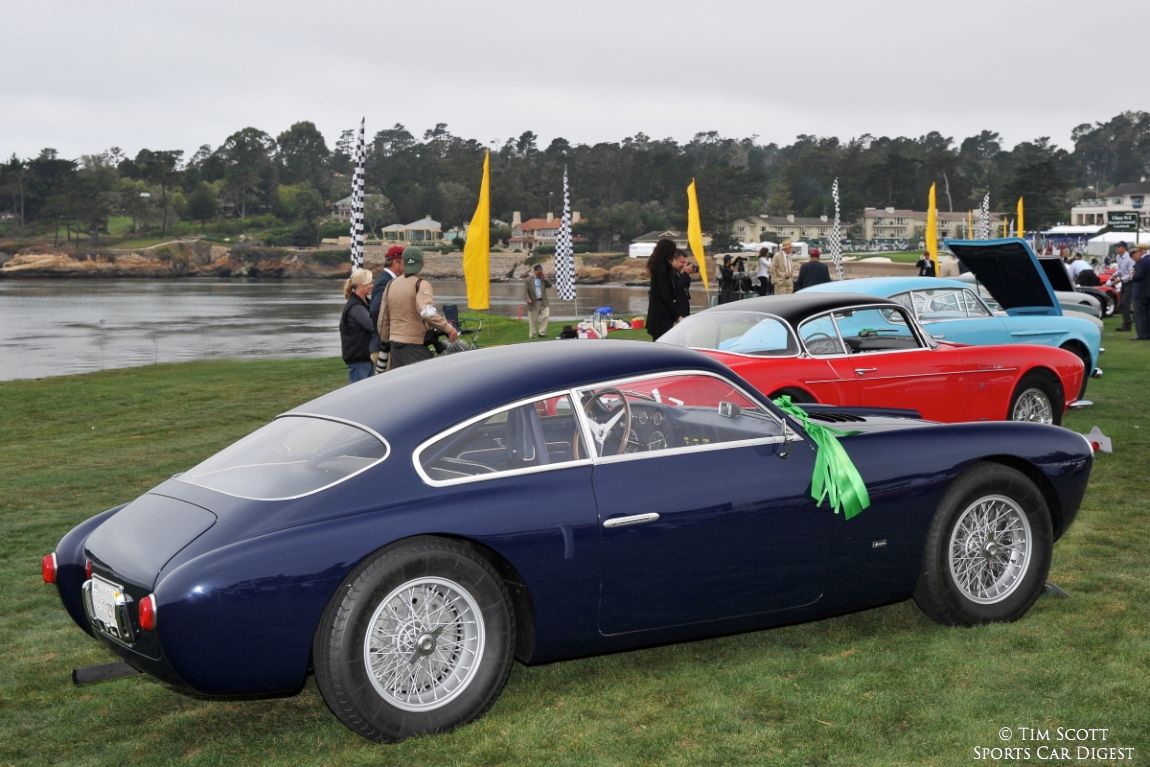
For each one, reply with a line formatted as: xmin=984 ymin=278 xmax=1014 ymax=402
xmin=554 ymin=166 xmax=578 ymax=324
xmin=829 ymin=178 xmax=844 ymax=280
xmin=349 ymin=117 xmax=366 ymax=273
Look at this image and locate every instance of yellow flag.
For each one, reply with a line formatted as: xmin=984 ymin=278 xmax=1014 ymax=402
xmin=1017 ymin=196 xmax=1024 ymax=239
xmin=925 ymin=182 xmax=939 ymax=272
xmin=967 ymin=209 xmax=973 ymax=239
xmin=1002 ymin=217 xmax=1009 ymax=237
xmin=462 ymin=151 xmax=490 ymax=310
xmin=686 ymin=179 xmax=709 ymax=291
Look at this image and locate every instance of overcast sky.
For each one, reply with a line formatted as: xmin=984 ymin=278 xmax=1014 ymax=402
xmin=4 ymin=0 xmax=1141 ymax=162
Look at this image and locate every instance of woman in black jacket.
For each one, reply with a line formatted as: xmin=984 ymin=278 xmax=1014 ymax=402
xmin=339 ymin=268 xmax=375 ymax=383
xmin=644 ymin=238 xmax=686 ymax=340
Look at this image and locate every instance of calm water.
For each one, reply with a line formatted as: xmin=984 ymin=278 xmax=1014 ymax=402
xmin=0 ymin=278 xmax=668 ymax=381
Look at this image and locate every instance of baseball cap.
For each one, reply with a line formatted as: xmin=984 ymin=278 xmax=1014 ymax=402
xmin=403 ymin=247 xmax=424 ymax=275
xmin=385 ymin=244 xmax=405 ymax=261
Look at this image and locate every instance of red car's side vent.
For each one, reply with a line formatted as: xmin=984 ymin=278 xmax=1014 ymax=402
xmin=806 ymin=411 xmax=866 ymax=424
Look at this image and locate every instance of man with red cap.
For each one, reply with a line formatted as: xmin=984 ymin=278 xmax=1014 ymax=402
xmin=795 ymin=247 xmax=831 ymax=290
xmin=369 ymin=245 xmax=405 ymax=373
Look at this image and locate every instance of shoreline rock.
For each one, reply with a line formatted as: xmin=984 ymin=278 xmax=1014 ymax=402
xmin=0 ymin=242 xmax=912 ymax=281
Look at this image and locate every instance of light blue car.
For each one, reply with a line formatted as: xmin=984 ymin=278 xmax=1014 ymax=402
xmin=802 ymin=239 xmax=1102 ymax=397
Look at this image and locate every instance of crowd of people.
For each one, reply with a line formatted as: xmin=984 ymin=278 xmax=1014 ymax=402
xmin=1107 ymin=241 xmax=1150 ymax=339
xmin=338 ymin=244 xmax=459 ymax=384
xmin=341 ymin=237 xmax=1150 ymax=383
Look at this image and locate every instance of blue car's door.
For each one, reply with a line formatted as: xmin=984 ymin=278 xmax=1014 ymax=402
xmin=919 ymin=315 xmax=1011 ymax=345
xmin=577 ymin=373 xmax=831 ymax=636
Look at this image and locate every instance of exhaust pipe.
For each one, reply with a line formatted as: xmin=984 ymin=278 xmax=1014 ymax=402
xmin=72 ymin=661 xmax=141 ymax=685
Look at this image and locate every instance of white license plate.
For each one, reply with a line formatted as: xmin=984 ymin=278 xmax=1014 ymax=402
xmin=89 ymin=575 xmax=123 ymax=630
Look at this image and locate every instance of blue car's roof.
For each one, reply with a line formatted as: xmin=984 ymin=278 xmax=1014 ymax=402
xmin=800 ymin=276 xmax=969 ymax=297
xmin=288 ymin=341 xmax=732 ymax=443
xmin=671 ymin=291 xmax=905 ymax=327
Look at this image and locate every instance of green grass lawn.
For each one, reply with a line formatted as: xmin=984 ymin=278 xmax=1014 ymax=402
xmin=2 ymin=319 xmax=1147 ymax=766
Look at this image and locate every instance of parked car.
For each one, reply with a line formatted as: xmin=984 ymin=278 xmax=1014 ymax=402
xmin=954 ymin=272 xmax=1105 ymax=327
xmin=658 ymin=292 xmax=1084 ymax=425
xmin=43 ymin=341 xmax=1093 ymax=742
xmin=1034 ymin=255 xmax=1118 ymax=317
xmin=803 ymin=243 xmax=1103 ymax=400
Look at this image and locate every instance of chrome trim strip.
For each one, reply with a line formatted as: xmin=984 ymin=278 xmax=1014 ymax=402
xmin=603 ymin=513 xmax=661 ymax=529
xmin=414 ymin=387 xmax=592 ymax=488
xmin=413 ymin=370 xmax=799 ymax=486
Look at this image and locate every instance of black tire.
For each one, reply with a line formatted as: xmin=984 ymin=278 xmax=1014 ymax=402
xmin=1058 ymin=343 xmax=1092 ymax=400
xmin=770 ymin=388 xmax=815 ymax=405
xmin=913 ymin=463 xmax=1053 ymax=626
xmin=313 ymin=537 xmax=514 ymax=742
xmin=1008 ymin=371 xmax=1062 ymax=425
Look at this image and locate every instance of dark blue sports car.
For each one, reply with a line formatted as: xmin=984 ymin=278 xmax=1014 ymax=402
xmin=43 ymin=341 xmax=1093 ymax=742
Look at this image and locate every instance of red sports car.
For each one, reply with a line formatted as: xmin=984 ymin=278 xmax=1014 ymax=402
xmin=658 ymin=292 xmax=1084 ymax=425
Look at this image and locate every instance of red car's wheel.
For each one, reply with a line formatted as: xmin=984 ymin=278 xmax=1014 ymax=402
xmin=1008 ymin=372 xmax=1062 ymax=425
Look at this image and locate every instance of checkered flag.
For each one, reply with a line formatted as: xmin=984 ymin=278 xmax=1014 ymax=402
xmin=554 ymin=166 xmax=577 ymax=301
xmin=828 ymin=177 xmax=844 ymax=280
xmin=976 ymin=191 xmax=991 ymax=240
xmin=349 ymin=117 xmax=366 ymax=271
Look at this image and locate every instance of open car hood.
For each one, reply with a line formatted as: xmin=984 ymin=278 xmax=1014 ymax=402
xmin=946 ymin=238 xmax=1060 ymax=315
xmin=1037 ymin=256 xmax=1075 ymax=291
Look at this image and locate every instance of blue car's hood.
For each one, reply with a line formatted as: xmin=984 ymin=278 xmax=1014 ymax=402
xmin=946 ymin=238 xmax=1060 ymax=315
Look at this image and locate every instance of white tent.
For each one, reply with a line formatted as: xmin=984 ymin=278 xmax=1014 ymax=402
xmin=1042 ymin=225 xmax=1103 ymax=236
xmin=1086 ymin=231 xmax=1147 ymax=257
xmin=737 ymin=240 xmax=777 ymax=252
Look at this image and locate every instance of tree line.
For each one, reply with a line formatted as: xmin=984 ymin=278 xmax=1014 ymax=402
xmin=1 ymin=111 xmax=1147 ymax=250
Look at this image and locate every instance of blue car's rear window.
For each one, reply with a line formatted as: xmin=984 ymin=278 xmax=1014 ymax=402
xmin=178 ymin=416 xmax=388 ymax=500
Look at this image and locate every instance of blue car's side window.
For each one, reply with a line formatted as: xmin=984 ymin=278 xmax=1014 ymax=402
xmin=418 ymin=393 xmax=581 ymax=483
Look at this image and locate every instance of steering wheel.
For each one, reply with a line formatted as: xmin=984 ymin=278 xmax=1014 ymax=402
xmin=573 ymin=387 xmax=633 ymax=457
xmin=803 ymin=332 xmax=840 ymax=355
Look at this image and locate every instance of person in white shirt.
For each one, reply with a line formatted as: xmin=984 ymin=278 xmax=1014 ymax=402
xmin=755 ymin=247 xmax=772 ymax=295
xmin=1110 ymin=242 xmax=1135 ymax=331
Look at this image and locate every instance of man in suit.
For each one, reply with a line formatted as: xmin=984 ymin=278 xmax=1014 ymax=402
xmin=795 ymin=248 xmax=831 ymax=290
xmin=1130 ymin=244 xmax=1150 ymax=340
xmin=524 ymin=263 xmax=553 ymax=338
xmin=771 ymin=240 xmax=796 ymax=294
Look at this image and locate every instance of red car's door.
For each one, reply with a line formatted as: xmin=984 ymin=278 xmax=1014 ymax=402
xmin=816 ymin=305 xmax=971 ymax=422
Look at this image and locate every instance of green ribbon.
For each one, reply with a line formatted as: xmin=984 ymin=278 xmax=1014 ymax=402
xmin=772 ymin=395 xmax=871 ymax=520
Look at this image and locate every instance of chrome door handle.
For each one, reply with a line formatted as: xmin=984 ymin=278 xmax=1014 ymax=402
xmin=853 ymin=367 xmax=877 ymax=376
xmin=603 ymin=513 xmax=661 ymax=529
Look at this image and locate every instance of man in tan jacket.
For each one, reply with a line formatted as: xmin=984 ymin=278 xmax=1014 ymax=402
xmin=771 ymin=240 xmax=796 ymax=294
xmin=377 ymin=247 xmax=458 ymax=370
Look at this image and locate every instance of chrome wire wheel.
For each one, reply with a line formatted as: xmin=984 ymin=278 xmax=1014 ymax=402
xmin=364 ymin=576 xmax=485 ymax=712
xmin=1010 ymin=387 xmax=1053 ymax=423
xmin=947 ymin=494 xmax=1033 ymax=604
